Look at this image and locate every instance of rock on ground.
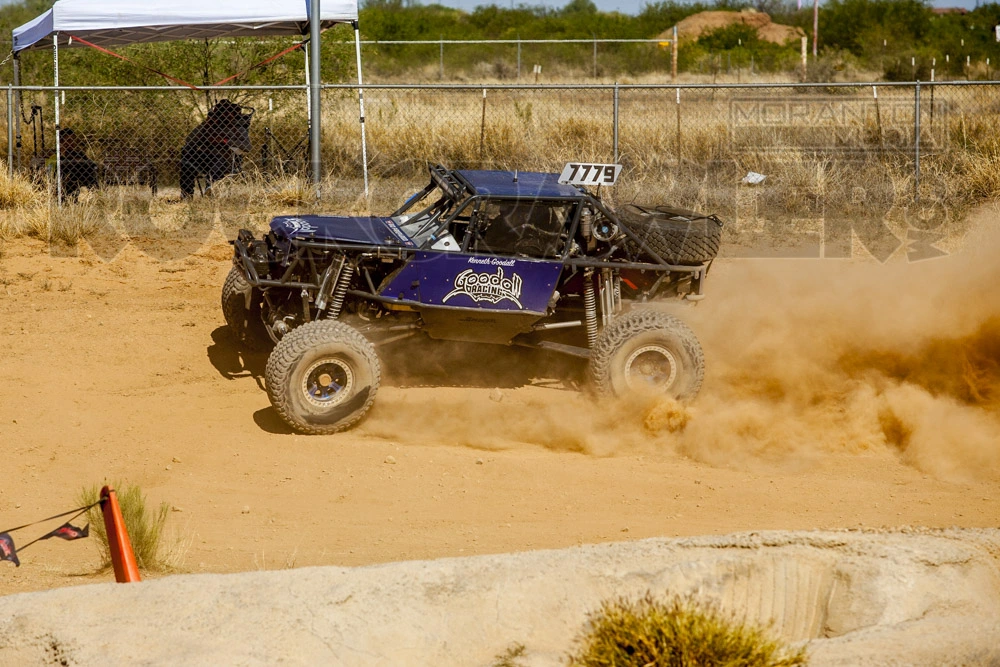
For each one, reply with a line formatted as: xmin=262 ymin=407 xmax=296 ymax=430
xmin=1 ymin=528 xmax=998 ymax=666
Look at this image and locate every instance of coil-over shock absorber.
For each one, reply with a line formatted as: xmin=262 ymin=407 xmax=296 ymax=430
xmin=324 ymin=261 xmax=355 ymax=320
xmin=583 ymin=267 xmax=598 ymax=348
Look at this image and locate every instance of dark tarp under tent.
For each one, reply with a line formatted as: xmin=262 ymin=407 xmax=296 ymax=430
xmin=11 ymin=0 xmax=369 ymax=198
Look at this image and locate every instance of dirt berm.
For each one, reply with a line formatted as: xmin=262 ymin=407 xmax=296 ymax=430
xmin=661 ymin=9 xmax=805 ymax=45
xmin=1 ymin=528 xmax=997 ymax=666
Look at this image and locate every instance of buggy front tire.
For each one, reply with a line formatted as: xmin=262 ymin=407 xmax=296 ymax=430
xmin=590 ymin=310 xmax=704 ymax=400
xmin=221 ymin=266 xmax=271 ymax=351
xmin=265 ymin=320 xmax=381 ymax=435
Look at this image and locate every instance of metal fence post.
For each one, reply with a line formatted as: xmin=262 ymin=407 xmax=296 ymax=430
xmin=593 ymin=36 xmax=598 ymax=79
xmin=675 ymin=87 xmax=681 ymax=166
xmin=12 ymin=55 xmax=20 ymax=170
xmin=914 ymin=81 xmax=921 ymax=202
xmin=517 ymin=37 xmax=521 ymax=81
xmin=309 ymin=0 xmax=322 ymax=192
xmin=439 ymin=37 xmax=444 ymax=81
xmin=7 ymin=85 xmax=12 ymax=178
xmin=479 ymin=88 xmax=487 ymax=163
xmin=613 ymin=82 xmax=619 ymax=163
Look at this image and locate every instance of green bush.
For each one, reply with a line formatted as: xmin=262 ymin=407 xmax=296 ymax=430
xmin=569 ymin=593 xmax=808 ymax=667
xmin=2 ymin=0 xmax=1000 ymax=81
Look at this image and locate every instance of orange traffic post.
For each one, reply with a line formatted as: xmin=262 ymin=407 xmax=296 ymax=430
xmin=99 ymin=485 xmax=141 ymax=583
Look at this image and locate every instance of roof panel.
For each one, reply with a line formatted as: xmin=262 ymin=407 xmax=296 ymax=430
xmin=457 ymin=169 xmax=584 ymax=199
xmin=13 ymin=0 xmax=357 ymax=53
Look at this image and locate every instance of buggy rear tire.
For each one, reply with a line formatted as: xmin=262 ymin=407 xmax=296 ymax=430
xmin=221 ymin=266 xmax=271 ymax=351
xmin=265 ymin=320 xmax=381 ymax=435
xmin=590 ymin=309 xmax=704 ymax=400
xmin=620 ymin=205 xmax=722 ymax=266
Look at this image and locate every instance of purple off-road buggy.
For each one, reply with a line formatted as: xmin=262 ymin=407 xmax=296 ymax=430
xmin=225 ymin=163 xmax=722 ymax=434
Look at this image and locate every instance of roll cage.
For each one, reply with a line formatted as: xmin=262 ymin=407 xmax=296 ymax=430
xmin=232 ymin=164 xmax=711 ymax=306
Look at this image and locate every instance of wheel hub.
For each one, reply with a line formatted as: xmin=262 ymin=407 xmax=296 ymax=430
xmin=302 ymin=358 xmax=354 ymax=408
xmin=623 ymin=345 xmax=678 ymax=391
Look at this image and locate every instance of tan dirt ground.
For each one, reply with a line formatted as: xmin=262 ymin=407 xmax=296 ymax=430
xmin=1 ymin=205 xmax=999 ymax=595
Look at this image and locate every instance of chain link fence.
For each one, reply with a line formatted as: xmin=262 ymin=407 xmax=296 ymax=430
xmin=7 ymin=86 xmax=312 ymax=199
xmin=2 ymin=81 xmax=996 ymax=260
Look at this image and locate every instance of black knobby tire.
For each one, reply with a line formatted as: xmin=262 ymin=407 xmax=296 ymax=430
xmin=620 ymin=205 xmax=722 ymax=265
xmin=590 ymin=309 xmax=705 ymax=400
xmin=265 ymin=320 xmax=381 ymax=435
xmin=221 ymin=266 xmax=271 ymax=351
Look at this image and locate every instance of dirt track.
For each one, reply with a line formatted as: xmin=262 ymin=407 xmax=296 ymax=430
xmin=2 ymin=208 xmax=999 ymax=595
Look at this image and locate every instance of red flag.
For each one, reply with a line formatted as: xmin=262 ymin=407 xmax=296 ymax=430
xmin=40 ymin=523 xmax=89 ymax=541
xmin=0 ymin=533 xmax=19 ymax=567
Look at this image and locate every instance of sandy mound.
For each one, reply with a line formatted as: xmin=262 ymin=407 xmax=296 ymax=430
xmin=1 ymin=529 xmax=998 ymax=665
xmin=663 ymin=9 xmax=805 ymax=45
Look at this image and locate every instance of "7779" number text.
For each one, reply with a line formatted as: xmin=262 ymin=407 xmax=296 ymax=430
xmin=558 ymin=162 xmax=622 ymax=187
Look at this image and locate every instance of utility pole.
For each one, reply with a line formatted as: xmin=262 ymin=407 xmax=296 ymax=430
xmin=671 ymin=25 xmax=678 ymax=82
xmin=812 ymin=0 xmax=819 ymax=58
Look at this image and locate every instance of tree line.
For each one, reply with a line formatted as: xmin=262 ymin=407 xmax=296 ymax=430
xmin=1 ymin=0 xmax=998 ymax=82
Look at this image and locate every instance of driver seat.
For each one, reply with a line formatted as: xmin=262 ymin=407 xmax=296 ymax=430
xmin=481 ymin=204 xmax=561 ymax=257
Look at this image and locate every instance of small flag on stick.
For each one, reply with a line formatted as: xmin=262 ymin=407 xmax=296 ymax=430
xmin=40 ymin=523 xmax=89 ymax=541
xmin=0 ymin=533 xmax=20 ymax=567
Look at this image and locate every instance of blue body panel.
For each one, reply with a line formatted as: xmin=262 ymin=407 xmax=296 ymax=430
xmin=270 ymin=215 xmax=415 ymax=247
xmin=457 ymin=170 xmax=583 ymax=199
xmin=381 ymin=252 xmax=562 ymax=313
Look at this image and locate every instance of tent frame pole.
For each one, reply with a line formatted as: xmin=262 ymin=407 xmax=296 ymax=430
xmin=353 ymin=21 xmax=368 ymax=198
xmin=53 ymin=33 xmax=62 ymax=207
xmin=309 ymin=0 xmax=321 ymax=194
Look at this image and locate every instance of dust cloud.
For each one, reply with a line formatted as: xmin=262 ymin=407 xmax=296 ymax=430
xmin=679 ymin=215 xmax=1000 ymax=481
xmin=362 ymin=344 xmax=676 ymax=457
xmin=364 ymin=213 xmax=1000 ymax=481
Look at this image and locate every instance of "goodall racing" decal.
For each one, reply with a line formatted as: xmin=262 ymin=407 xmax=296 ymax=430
xmin=443 ymin=266 xmax=524 ymax=308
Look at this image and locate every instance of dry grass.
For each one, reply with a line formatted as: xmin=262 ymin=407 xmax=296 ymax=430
xmin=77 ymin=483 xmax=182 ymax=573
xmin=317 ymin=85 xmax=1000 ymax=236
xmin=569 ymin=593 xmax=808 ymax=667
xmin=0 ymin=162 xmax=44 ymax=211
xmin=0 ymin=85 xmax=998 ymax=250
xmin=963 ymin=153 xmax=1000 ymax=201
xmin=491 ymin=643 xmax=528 ymax=667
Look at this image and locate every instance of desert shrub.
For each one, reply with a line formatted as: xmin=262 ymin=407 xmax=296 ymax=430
xmin=568 ymin=593 xmax=808 ymax=667
xmin=959 ymin=153 xmax=1000 ymax=202
xmin=0 ymin=161 xmax=44 ymax=210
xmin=883 ymin=56 xmax=931 ymax=82
xmin=78 ymin=483 xmax=173 ymax=572
xmin=491 ymin=642 xmax=528 ymax=667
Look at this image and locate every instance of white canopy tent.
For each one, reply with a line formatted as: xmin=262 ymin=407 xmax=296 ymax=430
xmin=11 ymin=0 xmax=369 ymax=198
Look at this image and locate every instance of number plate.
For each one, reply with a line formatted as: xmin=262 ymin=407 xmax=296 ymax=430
xmin=558 ymin=162 xmax=622 ymax=186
